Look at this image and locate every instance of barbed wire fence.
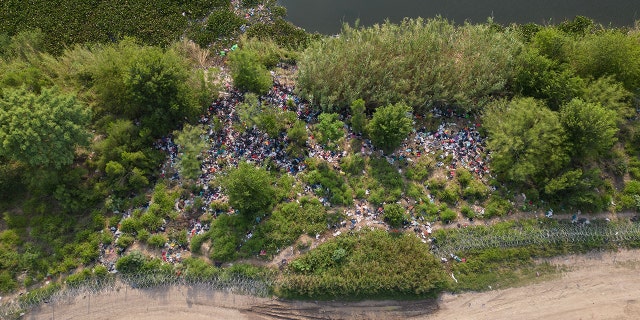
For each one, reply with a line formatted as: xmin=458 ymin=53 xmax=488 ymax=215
xmin=0 ymin=272 xmax=273 ymax=320
xmin=431 ymin=222 xmax=640 ymax=256
xmin=4 ymin=223 xmax=640 ymax=319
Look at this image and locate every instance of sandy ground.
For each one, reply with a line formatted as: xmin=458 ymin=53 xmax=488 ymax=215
xmin=27 ymin=249 xmax=640 ymax=320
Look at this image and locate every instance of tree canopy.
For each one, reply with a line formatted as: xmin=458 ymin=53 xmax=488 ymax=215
xmin=222 ymin=162 xmax=277 ymax=219
xmin=484 ymin=98 xmax=568 ymax=189
xmin=0 ymin=86 xmax=90 ymax=169
xmin=315 ymin=113 xmax=345 ymax=146
xmin=559 ymin=98 xmax=618 ymax=160
xmin=228 ymin=49 xmax=272 ymax=94
xmin=367 ymin=102 xmax=413 ymax=154
xmin=90 ymin=39 xmax=203 ymax=138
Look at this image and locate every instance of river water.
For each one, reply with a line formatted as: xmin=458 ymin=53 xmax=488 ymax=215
xmin=277 ymin=0 xmax=639 ymax=34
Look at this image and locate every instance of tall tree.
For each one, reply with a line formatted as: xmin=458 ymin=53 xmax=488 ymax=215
xmin=228 ymin=49 xmax=272 ymax=94
xmin=0 ymin=86 xmax=90 ymax=169
xmin=367 ymin=102 xmax=413 ymax=154
xmin=349 ymin=98 xmax=367 ymax=135
xmin=559 ymin=98 xmax=618 ymax=160
xmin=91 ymin=39 xmax=202 ymax=138
xmin=222 ymin=162 xmax=276 ymax=219
xmin=174 ymin=124 xmax=206 ymax=180
xmin=315 ymin=113 xmax=345 ymax=147
xmin=485 ymin=98 xmax=568 ymax=189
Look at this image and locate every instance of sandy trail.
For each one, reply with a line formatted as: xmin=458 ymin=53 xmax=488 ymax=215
xmin=27 ymin=250 xmax=640 ymax=320
xmin=428 ymin=249 xmax=640 ymax=320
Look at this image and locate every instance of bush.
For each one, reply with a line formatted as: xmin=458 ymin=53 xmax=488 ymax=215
xmin=116 ymin=251 xmax=146 ymax=274
xmin=170 ymin=230 xmax=189 ymax=247
xmin=279 ymin=230 xmax=449 ymax=299
xmin=119 ymin=217 xmax=139 ymax=234
xmin=228 ymin=49 xmax=272 ymax=94
xmin=484 ymin=196 xmax=513 ymax=218
xmin=462 ymin=179 xmax=490 ymax=201
xmin=461 ymin=205 xmax=475 ymax=219
xmin=340 ymin=154 xmax=365 ymax=176
xmin=139 ymin=211 xmax=163 ymax=231
xmin=136 ymin=229 xmax=150 ymax=242
xmin=0 ymin=270 xmax=17 ymax=293
xmin=440 ymin=208 xmax=457 ymax=224
xmin=116 ymin=234 xmax=135 ymax=249
xmin=383 ymin=203 xmax=407 ymax=228
xmin=190 ymin=233 xmax=208 ymax=254
xmin=439 ymin=184 xmax=460 ymax=205
xmin=297 ymin=17 xmax=520 ymax=111
xmin=405 ymin=157 xmax=434 ymax=181
xmin=455 ymin=168 xmax=472 ymax=187
xmin=147 ymin=234 xmax=167 ymax=248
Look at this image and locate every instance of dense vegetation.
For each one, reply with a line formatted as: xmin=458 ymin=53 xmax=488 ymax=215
xmin=2 ymin=0 xmax=640 ymax=308
xmin=279 ymin=230 xmax=449 ymax=299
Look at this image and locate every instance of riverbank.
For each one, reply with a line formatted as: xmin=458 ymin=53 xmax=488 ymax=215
xmin=27 ymin=249 xmax=640 ymax=320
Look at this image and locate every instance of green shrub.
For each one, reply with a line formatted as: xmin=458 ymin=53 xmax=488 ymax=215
xmin=405 ymin=157 xmax=434 ymax=181
xmin=66 ymin=269 xmax=91 ymax=288
xmin=147 ymin=234 xmax=167 ymax=248
xmin=140 ymin=211 xmax=163 ymax=231
xmin=210 ymin=234 xmax=238 ymax=262
xmin=461 ymin=205 xmax=475 ymax=219
xmin=228 ymin=49 xmax=272 ymax=94
xmin=116 ymin=251 xmax=146 ymax=274
xmin=136 ymin=229 xmax=150 ymax=242
xmin=340 ymin=154 xmax=365 ymax=176
xmin=484 ymin=196 xmax=513 ymax=218
xmin=383 ymin=203 xmax=407 ymax=228
xmin=415 ymin=202 xmax=440 ymax=221
xmin=280 ymin=230 xmax=449 ymax=299
xmin=170 ymin=230 xmax=189 ymax=247
xmin=406 ymin=182 xmax=426 ymax=200
xmin=183 ymin=257 xmax=219 ymax=281
xmin=440 ymin=208 xmax=457 ymax=224
xmin=76 ymin=242 xmax=99 ymax=264
xmin=624 ymin=180 xmax=640 ymax=195
xmin=456 ymin=168 xmax=472 ymax=187
xmin=119 ymin=217 xmax=139 ymax=234
xmin=462 ymin=179 xmax=490 ymax=201
xmin=439 ymin=184 xmax=460 ymax=205
xmin=101 ymin=232 xmax=114 ymax=245
xmin=116 ymin=234 xmax=135 ymax=249
xmin=190 ymin=233 xmax=208 ymax=254
xmin=0 ymin=270 xmax=17 ymax=293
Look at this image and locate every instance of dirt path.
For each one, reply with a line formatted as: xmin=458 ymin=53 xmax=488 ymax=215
xmin=426 ymin=249 xmax=640 ymax=320
xmin=27 ymin=249 xmax=640 ymax=320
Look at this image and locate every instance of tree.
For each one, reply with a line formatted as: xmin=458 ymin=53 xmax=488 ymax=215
xmin=383 ymin=203 xmax=407 ymax=228
xmin=559 ymin=98 xmax=618 ymax=160
xmin=228 ymin=49 xmax=272 ymax=94
xmin=583 ymin=76 xmax=634 ymax=123
xmin=315 ymin=113 xmax=345 ymax=147
xmin=236 ymin=93 xmax=261 ymax=127
xmin=349 ymin=98 xmax=367 ymax=135
xmin=91 ymin=39 xmax=201 ymax=138
xmin=115 ymin=250 xmax=145 ymax=274
xmin=513 ymin=47 xmax=585 ymax=110
xmin=485 ymin=98 xmax=569 ymax=189
xmin=0 ymin=86 xmax=90 ymax=169
xmin=367 ymin=102 xmax=413 ymax=154
xmin=286 ymin=119 xmax=308 ymax=158
xmin=222 ymin=162 xmax=276 ymax=219
xmin=572 ymin=30 xmax=640 ymax=93
xmin=174 ymin=124 xmax=206 ymax=180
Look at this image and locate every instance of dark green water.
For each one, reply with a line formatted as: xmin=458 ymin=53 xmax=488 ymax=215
xmin=277 ymin=0 xmax=639 ymax=34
